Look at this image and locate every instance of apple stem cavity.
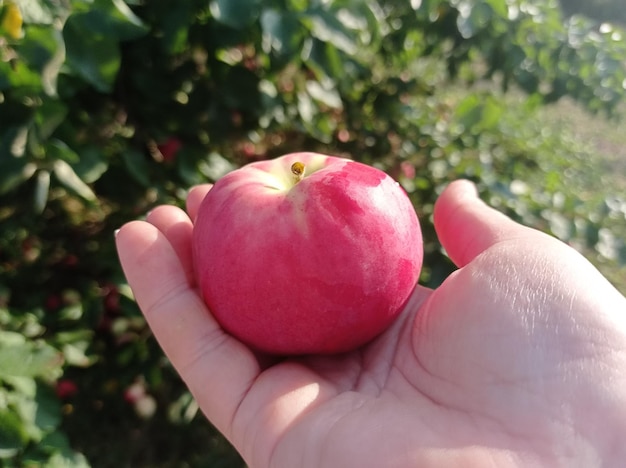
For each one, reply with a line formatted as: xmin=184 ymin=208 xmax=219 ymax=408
xmin=291 ymin=162 xmax=306 ymax=184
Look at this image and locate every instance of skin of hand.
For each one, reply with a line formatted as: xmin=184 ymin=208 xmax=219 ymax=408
xmin=116 ymin=180 xmax=626 ymax=468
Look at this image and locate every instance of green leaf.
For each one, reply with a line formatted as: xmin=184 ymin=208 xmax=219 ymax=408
xmin=159 ymin=2 xmax=194 ymax=54
xmin=167 ymin=391 xmax=199 ymax=424
xmin=33 ymin=384 xmax=61 ymax=433
xmin=0 ymin=334 xmax=62 ymax=379
xmin=53 ymin=325 xmax=95 ymax=367
xmin=454 ymin=94 xmax=503 ymax=131
xmin=0 ymin=408 xmax=28 ymax=456
xmin=103 ymin=0 xmax=148 ymax=39
xmin=46 ymin=449 xmax=91 ymax=468
xmin=305 ymin=8 xmax=358 ymax=55
xmin=46 ymin=139 xmax=80 ymax=165
xmin=72 ymin=145 xmax=109 ymax=184
xmin=261 ymin=9 xmax=303 ymax=57
xmin=333 ymin=1 xmax=380 ymax=48
xmin=479 ymin=97 xmax=503 ymax=130
xmin=199 ymin=152 xmax=235 ymax=182
xmin=35 ymin=99 xmax=68 ymax=140
xmin=3 ymin=373 xmax=36 ymax=396
xmin=456 ymin=1 xmax=493 ymax=39
xmin=0 ymin=59 xmax=43 ymax=93
xmin=13 ymin=0 xmax=57 ymax=25
xmin=5 ymin=380 xmax=57 ymax=445
xmin=72 ymin=0 xmax=147 ymax=40
xmin=121 ymin=149 xmax=151 ymax=187
xmin=306 ymin=79 xmax=342 ymax=109
xmin=177 ymin=148 xmax=207 ymax=186
xmin=210 ymin=0 xmax=261 ymax=29
xmin=16 ymin=25 xmax=65 ymax=96
xmin=60 ymin=342 xmax=94 ymax=367
xmin=33 ymin=169 xmax=50 ymax=213
xmin=63 ymin=0 xmax=147 ymax=92
xmin=0 ymin=127 xmax=37 ymax=193
xmin=39 ymin=432 xmax=91 ymax=468
xmin=455 ymin=93 xmax=483 ymax=131
xmin=52 ymin=159 xmax=97 ymax=202
xmin=303 ymin=39 xmax=345 ymax=81
xmin=297 ymin=90 xmax=314 ymax=123
xmin=63 ymin=17 xmax=120 ymax=92
xmin=0 ymin=158 xmax=37 ymax=194
xmin=484 ymin=0 xmax=508 ymax=19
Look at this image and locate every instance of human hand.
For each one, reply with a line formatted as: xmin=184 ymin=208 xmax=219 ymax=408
xmin=116 ymin=180 xmax=626 ymax=467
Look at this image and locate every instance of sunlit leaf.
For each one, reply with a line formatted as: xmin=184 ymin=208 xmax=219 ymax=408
xmin=456 ymin=1 xmax=493 ymax=39
xmin=72 ymin=146 xmax=109 ymax=184
xmin=73 ymin=0 xmax=147 ymax=40
xmin=33 ymin=169 xmax=50 ymax=213
xmin=261 ymin=9 xmax=302 ymax=57
xmin=0 ymin=58 xmax=43 ymax=92
xmin=210 ymin=0 xmax=261 ymax=29
xmin=0 ymin=146 xmax=37 ymax=194
xmin=33 ymin=100 xmax=68 ymax=140
xmin=305 ymin=8 xmax=358 ymax=55
xmin=13 ymin=0 xmax=56 ymax=25
xmin=303 ymin=39 xmax=345 ymax=81
xmin=198 ymin=153 xmax=235 ymax=182
xmin=0 ymin=334 xmax=62 ymax=379
xmin=454 ymin=94 xmax=482 ymax=130
xmin=43 ymin=438 xmax=91 ymax=468
xmin=17 ymin=25 xmax=65 ymax=96
xmin=297 ymin=90 xmax=314 ymax=123
xmin=52 ymin=159 xmax=96 ymax=202
xmin=306 ymin=80 xmax=342 ymax=109
xmin=46 ymin=139 xmax=80 ymax=165
xmin=106 ymin=0 xmax=148 ymax=39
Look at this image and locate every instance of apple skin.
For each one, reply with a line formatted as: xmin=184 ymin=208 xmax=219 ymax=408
xmin=192 ymin=152 xmax=423 ymax=355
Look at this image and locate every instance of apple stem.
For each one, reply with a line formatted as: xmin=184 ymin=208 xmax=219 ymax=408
xmin=291 ymin=162 xmax=306 ymax=184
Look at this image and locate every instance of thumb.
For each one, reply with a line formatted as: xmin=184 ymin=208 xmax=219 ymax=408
xmin=433 ymin=180 xmax=536 ymax=267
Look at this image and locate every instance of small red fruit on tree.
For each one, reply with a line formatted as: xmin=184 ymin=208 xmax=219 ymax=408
xmin=56 ymin=379 xmax=78 ymax=399
xmin=157 ymin=137 xmax=182 ymax=162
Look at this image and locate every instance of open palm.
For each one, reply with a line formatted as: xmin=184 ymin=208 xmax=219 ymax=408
xmin=116 ymin=180 xmax=626 ymax=468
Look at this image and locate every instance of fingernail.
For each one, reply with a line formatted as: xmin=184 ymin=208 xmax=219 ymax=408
xmin=114 ymin=228 xmax=120 ymax=238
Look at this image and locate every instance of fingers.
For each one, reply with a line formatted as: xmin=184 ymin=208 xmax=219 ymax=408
xmin=433 ymin=180 xmax=537 ymax=267
xmin=186 ymin=184 xmax=213 ymax=222
xmin=145 ymin=206 xmax=195 ymax=285
xmin=142 ymin=183 xmax=212 ymax=284
xmin=115 ymin=220 xmax=260 ymax=441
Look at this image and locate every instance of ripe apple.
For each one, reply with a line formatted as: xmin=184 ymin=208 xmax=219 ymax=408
xmin=192 ymin=152 xmax=423 ymax=355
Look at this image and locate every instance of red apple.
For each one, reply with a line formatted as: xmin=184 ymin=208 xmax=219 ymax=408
xmin=192 ymin=152 xmax=423 ymax=355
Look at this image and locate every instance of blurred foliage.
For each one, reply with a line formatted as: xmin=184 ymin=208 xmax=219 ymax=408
xmin=559 ymin=0 xmax=626 ymax=25
xmin=1 ymin=0 xmax=625 ymax=466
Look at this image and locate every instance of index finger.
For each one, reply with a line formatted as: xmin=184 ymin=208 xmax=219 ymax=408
xmin=115 ymin=220 xmax=260 ymax=442
xmin=186 ymin=184 xmax=213 ymax=222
